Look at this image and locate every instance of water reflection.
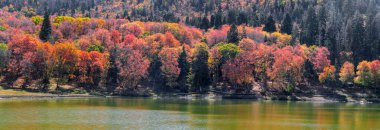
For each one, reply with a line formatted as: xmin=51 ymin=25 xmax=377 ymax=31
xmin=0 ymin=98 xmax=379 ymax=129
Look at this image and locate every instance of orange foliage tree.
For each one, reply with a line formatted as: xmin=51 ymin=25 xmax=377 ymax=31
xmin=354 ymin=60 xmax=380 ymax=87
xmin=318 ymin=65 xmax=336 ymax=84
xmin=339 ymin=62 xmax=355 ymax=84
xmin=53 ymin=42 xmax=79 ymax=83
xmin=77 ymin=51 xmax=108 ymax=88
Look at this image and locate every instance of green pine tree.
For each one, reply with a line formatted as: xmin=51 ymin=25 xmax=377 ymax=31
xmin=227 ymin=24 xmax=239 ymax=44
xmin=178 ymin=46 xmax=190 ymax=92
xmin=39 ymin=11 xmax=52 ymax=42
xmin=280 ymin=13 xmax=293 ymax=35
xmin=263 ymin=15 xmax=276 ymax=33
xmin=192 ymin=43 xmax=210 ymax=93
xmin=214 ymin=12 xmax=223 ymax=29
xmin=200 ymin=15 xmax=210 ymax=30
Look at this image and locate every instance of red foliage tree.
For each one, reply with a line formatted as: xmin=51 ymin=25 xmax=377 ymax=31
xmin=239 ymin=38 xmax=257 ymax=51
xmin=268 ymin=46 xmax=306 ymax=89
xmin=7 ymin=35 xmax=39 ymax=77
xmin=310 ymin=47 xmax=331 ymax=73
xmin=93 ymin=29 xmax=111 ymax=47
xmin=120 ymin=23 xmax=143 ymax=37
xmin=250 ymin=44 xmax=276 ymax=84
xmin=35 ymin=42 xmax=55 ymax=85
xmin=58 ymin=21 xmax=75 ymax=39
xmin=159 ymin=48 xmax=180 ymax=88
xmin=110 ymin=30 xmax=121 ymax=44
xmin=164 ymin=32 xmax=181 ymax=47
xmin=205 ymin=25 xmax=229 ymax=46
xmin=117 ymin=50 xmax=150 ymax=89
xmin=222 ymin=55 xmax=254 ymax=86
xmin=76 ymin=37 xmax=91 ymax=51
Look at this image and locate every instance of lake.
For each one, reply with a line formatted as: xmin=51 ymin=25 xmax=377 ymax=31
xmin=0 ymin=98 xmax=379 ymax=130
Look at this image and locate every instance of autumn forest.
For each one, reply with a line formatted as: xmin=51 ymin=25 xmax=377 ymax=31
xmin=0 ymin=0 xmax=379 ymax=97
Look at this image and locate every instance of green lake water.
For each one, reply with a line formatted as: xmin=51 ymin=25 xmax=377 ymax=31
xmin=0 ymin=98 xmax=379 ymax=130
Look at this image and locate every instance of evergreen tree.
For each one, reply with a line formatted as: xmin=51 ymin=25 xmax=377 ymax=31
xmin=39 ymin=11 xmax=52 ymax=42
xmin=351 ymin=12 xmax=367 ymax=65
xmin=263 ymin=15 xmax=276 ymax=33
xmin=210 ymin=14 xmax=215 ymax=27
xmin=303 ymin=7 xmax=319 ymax=45
xmin=227 ymin=10 xmax=236 ymax=24
xmin=280 ymin=13 xmax=292 ymax=35
xmin=106 ymin=51 xmax=119 ymax=93
xmin=227 ymin=24 xmax=239 ymax=44
xmin=177 ymin=46 xmax=190 ymax=92
xmin=250 ymin=12 xmax=260 ymax=27
xmin=318 ymin=5 xmax=328 ymax=46
xmin=148 ymin=55 xmax=164 ymax=88
xmin=214 ymin=12 xmax=223 ymax=29
xmin=237 ymin=11 xmax=248 ymax=25
xmin=123 ymin=10 xmax=129 ymax=18
xmin=185 ymin=16 xmax=190 ymax=25
xmin=200 ymin=15 xmax=210 ymax=30
xmin=366 ymin=13 xmax=380 ymax=60
xmin=192 ymin=43 xmax=210 ymax=93
xmin=303 ymin=60 xmax=318 ymax=82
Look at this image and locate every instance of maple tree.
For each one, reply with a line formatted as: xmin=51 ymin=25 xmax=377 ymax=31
xmin=34 ymin=42 xmax=55 ymax=88
xmin=58 ymin=21 xmax=75 ymax=39
xmin=93 ymin=29 xmax=111 ymax=47
xmin=250 ymin=44 xmax=276 ymax=85
xmin=205 ymin=25 xmax=229 ymax=46
xmin=77 ymin=51 xmax=108 ymax=88
xmin=120 ymin=22 xmax=143 ymax=37
xmin=158 ymin=47 xmax=180 ymax=88
xmin=53 ymin=42 xmax=79 ymax=83
xmin=319 ymin=65 xmax=336 ymax=84
xmin=110 ymin=30 xmax=121 ymax=45
xmin=268 ymin=46 xmax=305 ymax=90
xmin=163 ymin=32 xmax=181 ymax=48
xmin=117 ymin=50 xmax=150 ymax=89
xmin=7 ymin=35 xmax=39 ymax=77
xmin=310 ymin=47 xmax=331 ymax=73
xmin=222 ymin=55 xmax=254 ymax=87
xmin=339 ymin=62 xmax=355 ymax=84
xmin=354 ymin=60 xmax=380 ymax=87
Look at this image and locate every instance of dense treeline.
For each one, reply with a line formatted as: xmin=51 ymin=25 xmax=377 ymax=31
xmin=1 ymin=0 xmax=379 ymax=66
xmin=0 ymin=0 xmax=379 ymax=95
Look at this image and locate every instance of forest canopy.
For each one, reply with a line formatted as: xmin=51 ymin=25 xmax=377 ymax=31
xmin=0 ymin=0 xmax=379 ymax=95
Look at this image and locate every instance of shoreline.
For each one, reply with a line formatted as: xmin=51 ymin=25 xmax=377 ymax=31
xmin=1 ymin=91 xmax=379 ymax=104
xmin=0 ymin=94 xmax=97 ymax=99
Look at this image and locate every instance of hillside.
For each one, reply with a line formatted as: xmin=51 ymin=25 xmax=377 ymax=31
xmin=0 ymin=0 xmax=379 ymax=97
